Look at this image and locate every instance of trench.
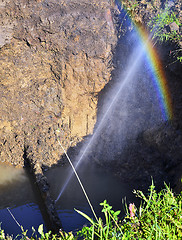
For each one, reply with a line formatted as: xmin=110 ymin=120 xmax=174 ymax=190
xmin=0 ymin=3 xmax=182 ymax=236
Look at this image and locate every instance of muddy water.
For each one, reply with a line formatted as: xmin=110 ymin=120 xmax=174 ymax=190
xmin=45 ymin=162 xmax=136 ymax=232
xmin=0 ymin=162 xmax=137 ymax=234
xmin=0 ymin=164 xmax=45 ymax=236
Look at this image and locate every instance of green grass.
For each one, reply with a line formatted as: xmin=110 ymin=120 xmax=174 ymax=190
xmin=1 ymin=182 xmax=182 ymax=239
xmin=121 ymin=0 xmax=182 ymax=63
xmin=147 ymin=2 xmax=182 ymax=64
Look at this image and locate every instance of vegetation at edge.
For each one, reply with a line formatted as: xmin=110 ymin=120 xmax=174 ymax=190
xmin=121 ymin=0 xmax=182 ymax=63
xmin=1 ymin=182 xmax=182 ymax=239
xmin=147 ymin=2 xmax=182 ymax=63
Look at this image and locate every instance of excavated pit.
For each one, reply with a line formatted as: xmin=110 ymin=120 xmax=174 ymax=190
xmin=0 ymin=0 xmax=182 ymax=234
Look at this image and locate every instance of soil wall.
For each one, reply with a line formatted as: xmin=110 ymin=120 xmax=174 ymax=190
xmin=0 ymin=0 xmax=117 ymax=168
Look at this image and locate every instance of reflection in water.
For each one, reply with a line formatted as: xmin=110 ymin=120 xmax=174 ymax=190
xmin=0 ymin=162 xmax=137 ymax=234
xmin=0 ymin=164 xmax=35 ymax=208
xmin=0 ymin=165 xmax=26 ymax=186
xmin=45 ymin=162 xmax=136 ymax=232
xmin=0 ymin=163 xmax=45 ymax=236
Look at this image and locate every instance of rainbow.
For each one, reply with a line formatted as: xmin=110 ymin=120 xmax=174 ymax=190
xmin=114 ymin=1 xmax=173 ymax=121
xmin=137 ymin=25 xmax=173 ymax=121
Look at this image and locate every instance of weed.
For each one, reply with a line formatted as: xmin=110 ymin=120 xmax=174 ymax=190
xmin=76 ymin=182 xmax=182 ymax=239
xmin=148 ymin=10 xmax=181 ymax=43
xmin=147 ymin=1 xmax=182 ymax=63
xmin=2 ymin=182 xmax=182 ymax=239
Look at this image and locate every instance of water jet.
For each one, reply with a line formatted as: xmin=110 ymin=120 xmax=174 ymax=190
xmin=55 ymin=10 xmax=173 ymax=203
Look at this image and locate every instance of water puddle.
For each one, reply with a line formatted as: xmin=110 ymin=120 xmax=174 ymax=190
xmin=0 ymin=163 xmax=45 ymax=236
xmin=45 ymin=162 xmax=136 ymax=232
xmin=0 ymin=162 xmax=137 ymax=234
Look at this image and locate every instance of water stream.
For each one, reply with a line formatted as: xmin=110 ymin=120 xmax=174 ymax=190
xmin=55 ymin=26 xmax=164 ymax=202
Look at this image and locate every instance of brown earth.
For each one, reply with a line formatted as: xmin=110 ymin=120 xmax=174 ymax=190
xmin=0 ymin=0 xmax=117 ymax=169
xmin=0 ymin=0 xmax=182 ymax=191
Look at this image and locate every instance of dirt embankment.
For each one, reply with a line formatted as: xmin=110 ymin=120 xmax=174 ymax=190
xmin=0 ymin=0 xmax=182 ymax=191
xmin=0 ymin=0 xmax=117 ymax=169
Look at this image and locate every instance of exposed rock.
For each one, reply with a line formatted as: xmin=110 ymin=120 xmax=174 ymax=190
xmin=169 ymin=22 xmax=180 ymax=32
xmin=143 ymin=123 xmax=182 ymax=171
xmin=142 ymin=123 xmax=182 ymax=190
xmin=0 ymin=0 xmax=117 ymax=168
